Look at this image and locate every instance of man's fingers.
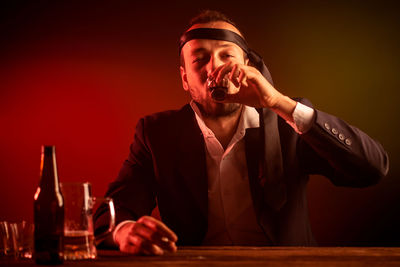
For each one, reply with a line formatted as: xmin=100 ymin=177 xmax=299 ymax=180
xmin=132 ymin=221 xmax=176 ymax=252
xmin=127 ymin=234 xmax=164 ymax=256
xmin=141 ymin=242 xmax=164 ymax=256
xmin=138 ymin=216 xmax=178 ymax=243
xmin=213 ymin=62 xmax=250 ymax=89
xmin=116 ymin=217 xmax=178 ymax=256
xmin=159 ymin=240 xmax=178 ymax=253
xmin=237 ymin=69 xmax=246 ymax=84
xmin=229 ymin=64 xmax=241 ymax=87
xmin=210 ymin=64 xmax=226 ymax=80
xmin=120 ymin=234 xmax=141 ymax=254
xmin=215 ymin=62 xmax=233 ymax=83
xmin=133 ymin=222 xmax=156 ymax=240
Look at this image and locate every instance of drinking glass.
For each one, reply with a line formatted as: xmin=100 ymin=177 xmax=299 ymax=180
xmin=60 ymin=182 xmax=115 ymax=260
xmin=0 ymin=221 xmax=16 ymax=257
xmin=10 ymin=221 xmax=34 ymax=259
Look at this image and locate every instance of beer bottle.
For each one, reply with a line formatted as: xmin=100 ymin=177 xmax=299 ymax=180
xmin=34 ymin=145 xmax=64 ymax=264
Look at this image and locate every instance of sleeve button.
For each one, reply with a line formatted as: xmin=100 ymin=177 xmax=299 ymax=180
xmin=345 ymin=138 xmax=352 ymax=145
xmin=338 ymin=133 xmax=345 ymax=140
xmin=324 ymin=122 xmax=330 ymax=130
xmin=331 ymin=128 xmax=338 ymax=135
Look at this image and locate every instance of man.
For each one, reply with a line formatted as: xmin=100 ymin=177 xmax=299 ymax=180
xmin=94 ymin=10 xmax=389 ymax=255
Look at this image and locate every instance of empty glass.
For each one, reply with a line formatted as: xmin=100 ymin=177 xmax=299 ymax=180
xmin=10 ymin=221 xmax=34 ymax=259
xmin=0 ymin=221 xmax=16 ymax=257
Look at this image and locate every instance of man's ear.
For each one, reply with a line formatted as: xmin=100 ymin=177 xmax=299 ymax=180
xmin=180 ymin=66 xmax=189 ymax=91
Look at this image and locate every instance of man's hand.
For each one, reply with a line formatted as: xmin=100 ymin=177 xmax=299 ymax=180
xmin=114 ymin=216 xmax=178 ymax=255
xmin=211 ymin=62 xmax=297 ymax=122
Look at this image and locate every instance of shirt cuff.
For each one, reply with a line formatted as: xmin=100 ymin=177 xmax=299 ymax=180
xmin=286 ymin=102 xmax=315 ymax=134
xmin=112 ymin=220 xmax=136 ymax=244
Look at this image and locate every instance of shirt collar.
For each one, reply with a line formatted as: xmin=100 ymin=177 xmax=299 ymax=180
xmin=190 ymin=100 xmax=259 ymax=138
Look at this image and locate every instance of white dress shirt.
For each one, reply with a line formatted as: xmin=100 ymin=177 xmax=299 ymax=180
xmin=191 ymin=101 xmax=314 ymax=245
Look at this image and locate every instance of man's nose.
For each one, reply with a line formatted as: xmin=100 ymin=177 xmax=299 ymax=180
xmin=206 ymin=55 xmax=223 ymax=76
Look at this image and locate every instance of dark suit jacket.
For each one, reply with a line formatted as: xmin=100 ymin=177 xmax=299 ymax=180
xmin=94 ymin=99 xmax=389 ymax=246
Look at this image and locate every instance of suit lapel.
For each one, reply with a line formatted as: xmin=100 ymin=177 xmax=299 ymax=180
xmin=176 ymin=105 xmax=208 ymax=219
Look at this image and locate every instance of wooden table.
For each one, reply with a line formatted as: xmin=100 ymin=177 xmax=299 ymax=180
xmin=2 ymin=246 xmax=400 ymax=266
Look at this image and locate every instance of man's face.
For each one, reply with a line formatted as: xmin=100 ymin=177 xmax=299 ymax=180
xmin=180 ymin=21 xmax=247 ymax=118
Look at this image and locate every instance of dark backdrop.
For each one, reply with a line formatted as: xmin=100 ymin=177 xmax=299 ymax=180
xmin=1 ymin=0 xmax=399 ymax=246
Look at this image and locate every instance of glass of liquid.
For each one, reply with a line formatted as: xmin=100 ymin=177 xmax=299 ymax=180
xmin=61 ymin=182 xmax=115 ymax=260
xmin=207 ymin=75 xmax=229 ymax=101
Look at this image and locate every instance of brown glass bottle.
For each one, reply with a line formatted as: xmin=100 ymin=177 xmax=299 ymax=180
xmin=34 ymin=146 xmax=64 ymax=265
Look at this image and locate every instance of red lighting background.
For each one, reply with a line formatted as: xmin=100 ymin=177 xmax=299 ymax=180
xmin=1 ymin=1 xmax=399 ymax=246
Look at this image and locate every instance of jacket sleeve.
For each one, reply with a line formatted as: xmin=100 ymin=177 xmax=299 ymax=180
xmin=297 ymin=99 xmax=389 ymax=187
xmin=94 ymin=118 xmax=157 ymax=236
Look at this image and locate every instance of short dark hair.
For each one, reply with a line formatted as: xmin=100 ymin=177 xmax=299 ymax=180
xmin=184 ymin=10 xmax=238 ymax=33
xmin=179 ymin=10 xmax=242 ymax=68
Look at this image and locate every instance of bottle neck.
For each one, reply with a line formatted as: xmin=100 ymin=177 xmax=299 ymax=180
xmin=39 ymin=146 xmax=61 ymax=192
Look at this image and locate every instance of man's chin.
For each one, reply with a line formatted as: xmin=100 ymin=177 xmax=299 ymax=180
xmin=197 ymin=101 xmax=242 ymax=118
